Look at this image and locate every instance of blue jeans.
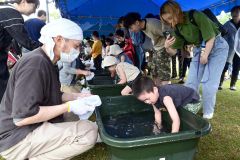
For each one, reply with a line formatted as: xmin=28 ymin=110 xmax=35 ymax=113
xmin=185 ymin=36 xmax=229 ymax=115
xmin=134 ymin=45 xmax=144 ymax=69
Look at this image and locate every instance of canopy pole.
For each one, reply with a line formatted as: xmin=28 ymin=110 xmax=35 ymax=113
xmin=46 ymin=0 xmax=50 ymax=23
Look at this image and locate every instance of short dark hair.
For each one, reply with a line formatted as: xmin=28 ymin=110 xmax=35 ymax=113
xmin=115 ymin=29 xmax=124 ymax=38
xmin=145 ymin=13 xmax=155 ymax=18
xmin=92 ymin=31 xmax=99 ymax=38
xmin=231 ymin=6 xmax=240 ymax=14
xmin=132 ymin=76 xmax=156 ymax=97
xmin=124 ymin=12 xmax=141 ymax=29
xmin=1 ymin=0 xmax=40 ymax=7
xmin=117 ymin=16 xmax=125 ymax=24
xmin=105 ymin=37 xmax=114 ymax=45
xmin=18 ymin=0 xmax=39 ymax=8
xmin=37 ymin=10 xmax=46 ymax=17
xmin=108 ymin=33 xmax=114 ymax=37
xmin=100 ymin=35 xmax=106 ymax=40
xmin=85 ymin=37 xmax=91 ymax=40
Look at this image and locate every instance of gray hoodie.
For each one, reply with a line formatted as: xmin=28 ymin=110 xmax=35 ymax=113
xmin=223 ymin=20 xmax=239 ymax=64
xmin=58 ymin=60 xmax=77 ymax=85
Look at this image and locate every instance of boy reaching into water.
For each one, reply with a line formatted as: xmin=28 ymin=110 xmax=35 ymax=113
xmin=132 ymin=76 xmax=201 ymax=133
xmin=102 ymin=56 xmax=141 ymax=95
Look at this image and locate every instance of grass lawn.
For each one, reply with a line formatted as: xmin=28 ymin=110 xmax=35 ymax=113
xmin=1 ymin=80 xmax=240 ymax=160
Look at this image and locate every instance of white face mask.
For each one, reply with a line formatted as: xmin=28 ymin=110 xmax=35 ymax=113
xmin=60 ymin=48 xmax=79 ymax=63
xmin=44 ymin=38 xmax=55 ymax=61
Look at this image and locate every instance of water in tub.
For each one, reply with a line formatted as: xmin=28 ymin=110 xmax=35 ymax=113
xmin=103 ymin=111 xmax=171 ymax=138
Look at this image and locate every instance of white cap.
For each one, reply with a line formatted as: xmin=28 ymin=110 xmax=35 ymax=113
xmin=39 ymin=18 xmax=83 ymax=44
xmin=109 ymin=44 xmax=123 ymax=56
xmin=102 ymin=56 xmax=118 ymax=68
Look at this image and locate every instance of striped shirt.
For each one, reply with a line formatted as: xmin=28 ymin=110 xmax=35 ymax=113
xmin=0 ymin=5 xmax=40 ymax=102
xmin=0 ymin=5 xmax=39 ymax=51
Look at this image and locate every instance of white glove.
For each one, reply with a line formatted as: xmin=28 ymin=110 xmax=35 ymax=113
xmin=78 ymin=95 xmax=102 ymax=106
xmin=67 ymin=99 xmax=95 ymax=116
xmin=67 ymin=95 xmax=102 ymax=117
xmin=81 ymin=87 xmax=91 ymax=94
xmin=79 ymin=111 xmax=94 ymax=120
xmin=84 ymin=60 xmax=95 ymax=70
xmin=80 ymin=79 xmax=86 ymax=85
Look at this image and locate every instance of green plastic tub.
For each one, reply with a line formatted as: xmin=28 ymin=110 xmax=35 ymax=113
xmin=95 ymin=96 xmax=211 ymax=160
xmin=88 ymin=76 xmax=115 ymax=85
xmin=87 ymin=75 xmax=125 ymax=96
xmin=89 ymin=84 xmax=125 ymax=97
xmin=93 ymin=69 xmax=111 ymax=76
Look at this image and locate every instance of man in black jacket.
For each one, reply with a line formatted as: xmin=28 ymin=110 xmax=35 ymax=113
xmin=0 ymin=0 xmax=40 ymax=101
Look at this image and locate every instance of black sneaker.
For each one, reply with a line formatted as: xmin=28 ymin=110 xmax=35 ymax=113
xmin=218 ymin=86 xmax=223 ymax=90
xmin=178 ymin=78 xmax=185 ymax=84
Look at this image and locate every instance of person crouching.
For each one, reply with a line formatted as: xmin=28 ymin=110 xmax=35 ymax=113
xmin=102 ymin=56 xmax=141 ymax=95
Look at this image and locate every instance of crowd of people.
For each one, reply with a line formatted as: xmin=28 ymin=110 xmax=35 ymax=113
xmin=0 ymin=0 xmax=239 ymax=159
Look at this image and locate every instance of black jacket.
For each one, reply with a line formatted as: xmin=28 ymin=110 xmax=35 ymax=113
xmin=0 ymin=5 xmax=40 ymax=101
xmin=0 ymin=6 xmax=40 ymax=53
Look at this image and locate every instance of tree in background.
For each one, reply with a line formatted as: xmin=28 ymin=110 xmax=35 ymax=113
xmin=217 ymin=11 xmax=231 ymax=24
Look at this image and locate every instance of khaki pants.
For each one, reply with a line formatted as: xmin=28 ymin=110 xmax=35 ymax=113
xmin=1 ymin=120 xmax=98 ymax=160
xmin=61 ymin=85 xmax=81 ymax=94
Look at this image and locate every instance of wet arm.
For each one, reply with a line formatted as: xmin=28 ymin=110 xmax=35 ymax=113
xmin=152 ymin=104 xmax=162 ymax=127
xmin=163 ymin=96 xmax=180 ymax=133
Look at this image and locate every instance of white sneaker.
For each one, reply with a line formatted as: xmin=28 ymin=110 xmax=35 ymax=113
xmin=203 ymin=113 xmax=214 ymax=119
xmin=230 ymin=86 xmax=237 ymax=91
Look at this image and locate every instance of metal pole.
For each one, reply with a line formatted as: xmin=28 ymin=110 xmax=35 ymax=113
xmin=46 ymin=0 xmax=50 ymax=23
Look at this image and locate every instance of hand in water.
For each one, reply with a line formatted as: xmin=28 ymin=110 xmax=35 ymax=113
xmin=153 ymin=123 xmax=162 ymax=135
xmin=154 ymin=112 xmax=162 ymax=128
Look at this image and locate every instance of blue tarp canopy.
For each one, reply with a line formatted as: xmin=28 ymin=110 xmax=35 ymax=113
xmin=55 ymin=0 xmax=240 ymax=36
xmin=83 ymin=23 xmax=115 ymax=37
xmin=153 ymin=0 xmax=240 ymax=15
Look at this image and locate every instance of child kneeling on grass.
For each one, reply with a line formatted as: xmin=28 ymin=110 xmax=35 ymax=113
xmin=102 ymin=56 xmax=141 ymax=95
xmin=132 ymin=76 xmax=201 ymax=133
